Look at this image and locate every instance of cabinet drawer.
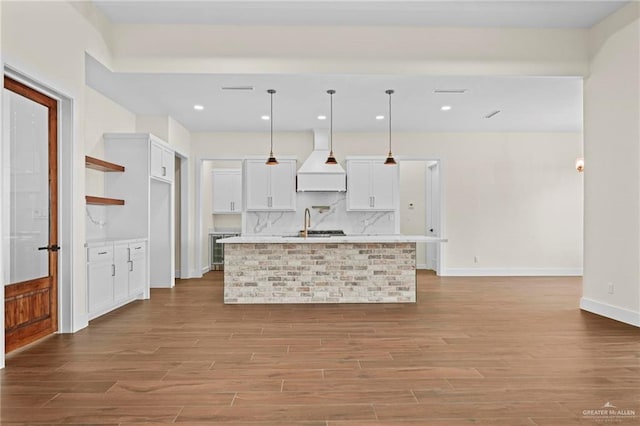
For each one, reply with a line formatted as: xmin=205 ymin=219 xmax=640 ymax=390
xmin=88 ymin=246 xmax=113 ymax=262
xmin=129 ymin=243 xmax=146 ymax=259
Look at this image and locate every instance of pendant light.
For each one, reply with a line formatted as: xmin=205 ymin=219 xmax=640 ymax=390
xmin=265 ymin=89 xmax=279 ymax=165
xmin=384 ymin=89 xmax=397 ymax=165
xmin=325 ymin=89 xmax=338 ymax=165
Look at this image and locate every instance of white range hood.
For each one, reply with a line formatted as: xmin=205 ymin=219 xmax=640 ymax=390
xmin=297 ymin=129 xmax=346 ymax=192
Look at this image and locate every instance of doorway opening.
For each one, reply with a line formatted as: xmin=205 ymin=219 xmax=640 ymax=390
xmin=398 ymin=158 xmax=443 ymax=275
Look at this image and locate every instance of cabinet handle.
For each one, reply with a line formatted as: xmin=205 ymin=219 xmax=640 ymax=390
xmin=112 ymin=264 xmax=116 ymax=277
xmin=372 ymin=196 xmax=376 ymax=207
xmin=268 ymin=196 xmax=272 ymax=208
xmin=162 ymin=166 xmax=167 ymax=176
xmin=128 ymin=247 xmax=131 ymax=261
xmin=129 ymin=260 xmax=134 ymax=272
xmin=98 ymin=251 xmax=107 ymax=255
xmin=230 ymin=201 xmax=234 ymax=211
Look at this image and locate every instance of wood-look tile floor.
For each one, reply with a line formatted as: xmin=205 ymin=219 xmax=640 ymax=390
xmin=2 ymin=271 xmax=639 ymax=425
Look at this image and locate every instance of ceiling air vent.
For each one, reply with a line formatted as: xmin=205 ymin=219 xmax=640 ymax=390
xmin=485 ymin=110 xmax=501 ymax=119
xmin=221 ymin=86 xmax=254 ymax=91
xmin=433 ymin=89 xmax=467 ymax=94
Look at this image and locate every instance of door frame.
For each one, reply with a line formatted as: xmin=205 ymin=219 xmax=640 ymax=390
xmin=397 ymin=156 xmax=445 ymax=275
xmin=2 ymin=67 xmax=76 ymax=366
xmin=425 ymin=161 xmax=442 ymax=274
xmin=3 ymin=75 xmax=59 ymax=352
xmin=195 ymin=156 xmax=246 ymax=277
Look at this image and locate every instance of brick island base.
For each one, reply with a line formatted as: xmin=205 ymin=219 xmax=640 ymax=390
xmin=223 ymin=242 xmax=416 ymax=304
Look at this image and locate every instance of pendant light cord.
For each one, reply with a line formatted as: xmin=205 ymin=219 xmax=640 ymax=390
xmin=330 ymin=91 xmax=333 ymax=153
xmin=388 ymin=90 xmax=392 ymax=153
xmin=384 ymin=89 xmax=396 ymax=165
xmin=270 ymin=90 xmax=274 ymax=153
xmin=266 ymin=89 xmax=278 ymax=165
xmin=328 ymin=89 xmax=335 ymax=153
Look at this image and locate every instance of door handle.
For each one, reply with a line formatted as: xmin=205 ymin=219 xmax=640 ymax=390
xmin=429 ymin=229 xmax=434 ymax=233
xmin=38 ymin=244 xmax=60 ymax=252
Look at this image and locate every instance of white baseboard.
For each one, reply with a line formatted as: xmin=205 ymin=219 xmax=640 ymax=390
xmin=441 ymin=268 xmax=583 ymax=277
xmin=580 ymin=297 xmax=640 ymax=327
xmin=200 ymin=265 xmax=210 ymax=275
xmin=71 ymin=314 xmax=89 ymax=333
xmin=175 ymin=269 xmax=181 ymax=279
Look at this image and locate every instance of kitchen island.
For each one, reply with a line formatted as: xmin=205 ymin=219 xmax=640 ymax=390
xmin=219 ymin=235 xmax=446 ymax=304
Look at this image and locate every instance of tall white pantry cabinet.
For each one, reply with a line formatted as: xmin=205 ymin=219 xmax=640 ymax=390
xmin=104 ymin=133 xmax=175 ymax=290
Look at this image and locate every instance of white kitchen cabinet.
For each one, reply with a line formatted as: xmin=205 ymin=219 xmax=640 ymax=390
xmin=346 ymin=159 xmax=398 ymax=211
xmin=103 ymin=133 xmax=174 ymax=289
xmin=244 ymin=159 xmax=296 ymax=211
xmin=150 ymin=141 xmax=175 ymax=182
xmin=128 ymin=241 xmax=147 ymax=295
xmin=113 ymin=244 xmax=130 ymax=303
xmin=212 ymin=169 xmax=242 ymax=213
xmin=87 ymin=246 xmax=115 ymax=315
xmin=86 ymin=239 xmax=148 ymax=321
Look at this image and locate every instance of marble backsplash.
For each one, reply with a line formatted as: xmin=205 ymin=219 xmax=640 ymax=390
xmin=245 ymin=192 xmax=397 ymax=236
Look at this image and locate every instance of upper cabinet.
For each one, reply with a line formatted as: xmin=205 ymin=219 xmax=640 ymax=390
xmin=212 ymin=169 xmax=242 ymax=213
xmin=244 ymin=159 xmax=296 ymax=211
xmin=150 ymin=141 xmax=175 ymax=182
xmin=346 ymin=159 xmax=398 ymax=211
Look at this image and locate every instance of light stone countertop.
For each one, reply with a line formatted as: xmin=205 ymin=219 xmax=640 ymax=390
xmin=85 ymin=237 xmax=147 ymax=247
xmin=218 ymin=235 xmax=447 ymax=244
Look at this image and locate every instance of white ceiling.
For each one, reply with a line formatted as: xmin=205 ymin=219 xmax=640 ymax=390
xmin=86 ymin=0 xmax=619 ymax=133
xmin=87 ymin=54 xmax=582 ymax=133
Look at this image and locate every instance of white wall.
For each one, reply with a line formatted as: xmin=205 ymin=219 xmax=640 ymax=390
xmin=192 ymin=131 xmax=583 ymax=275
xmin=84 ymin=86 xmax=136 ymax=194
xmin=84 ymin=87 xmax=137 ymax=241
xmin=582 ymin=3 xmax=640 ymax=326
xmin=399 ymin=161 xmax=427 ymax=267
xmin=2 ymin=1 xmax=116 ymax=347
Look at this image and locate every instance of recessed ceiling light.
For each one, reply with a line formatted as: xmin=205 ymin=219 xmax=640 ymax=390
xmin=317 ymin=115 xmax=327 ymax=120
xmin=261 ymin=115 xmax=270 ymax=120
xmin=376 ymin=115 xmax=385 ymax=120
xmin=441 ymin=105 xmax=452 ymax=111
xmin=193 ymin=105 xmax=204 ymax=111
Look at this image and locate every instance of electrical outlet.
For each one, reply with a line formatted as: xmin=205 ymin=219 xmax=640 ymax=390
xmin=608 ymin=282 xmax=614 ymax=294
xmin=474 ymin=256 xmax=479 ymax=264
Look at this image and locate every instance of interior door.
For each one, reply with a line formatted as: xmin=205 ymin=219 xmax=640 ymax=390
xmin=3 ymin=76 xmax=59 ymax=353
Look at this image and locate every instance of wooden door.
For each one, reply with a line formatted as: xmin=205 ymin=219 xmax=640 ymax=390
xmin=4 ymin=76 xmax=59 ymax=353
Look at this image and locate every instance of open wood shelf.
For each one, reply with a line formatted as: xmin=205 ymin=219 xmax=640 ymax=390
xmin=85 ymin=156 xmax=125 ymax=172
xmin=85 ymin=196 xmax=125 ymax=206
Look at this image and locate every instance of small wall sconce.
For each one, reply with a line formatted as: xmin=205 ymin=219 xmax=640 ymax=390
xmin=575 ymin=157 xmax=584 ymax=173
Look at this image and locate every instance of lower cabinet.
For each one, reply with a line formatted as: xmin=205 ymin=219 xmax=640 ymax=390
xmin=86 ymin=239 xmax=147 ymax=320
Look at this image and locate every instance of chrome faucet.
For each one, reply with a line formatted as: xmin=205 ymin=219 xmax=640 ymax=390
xmin=302 ymin=207 xmax=311 ymax=238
